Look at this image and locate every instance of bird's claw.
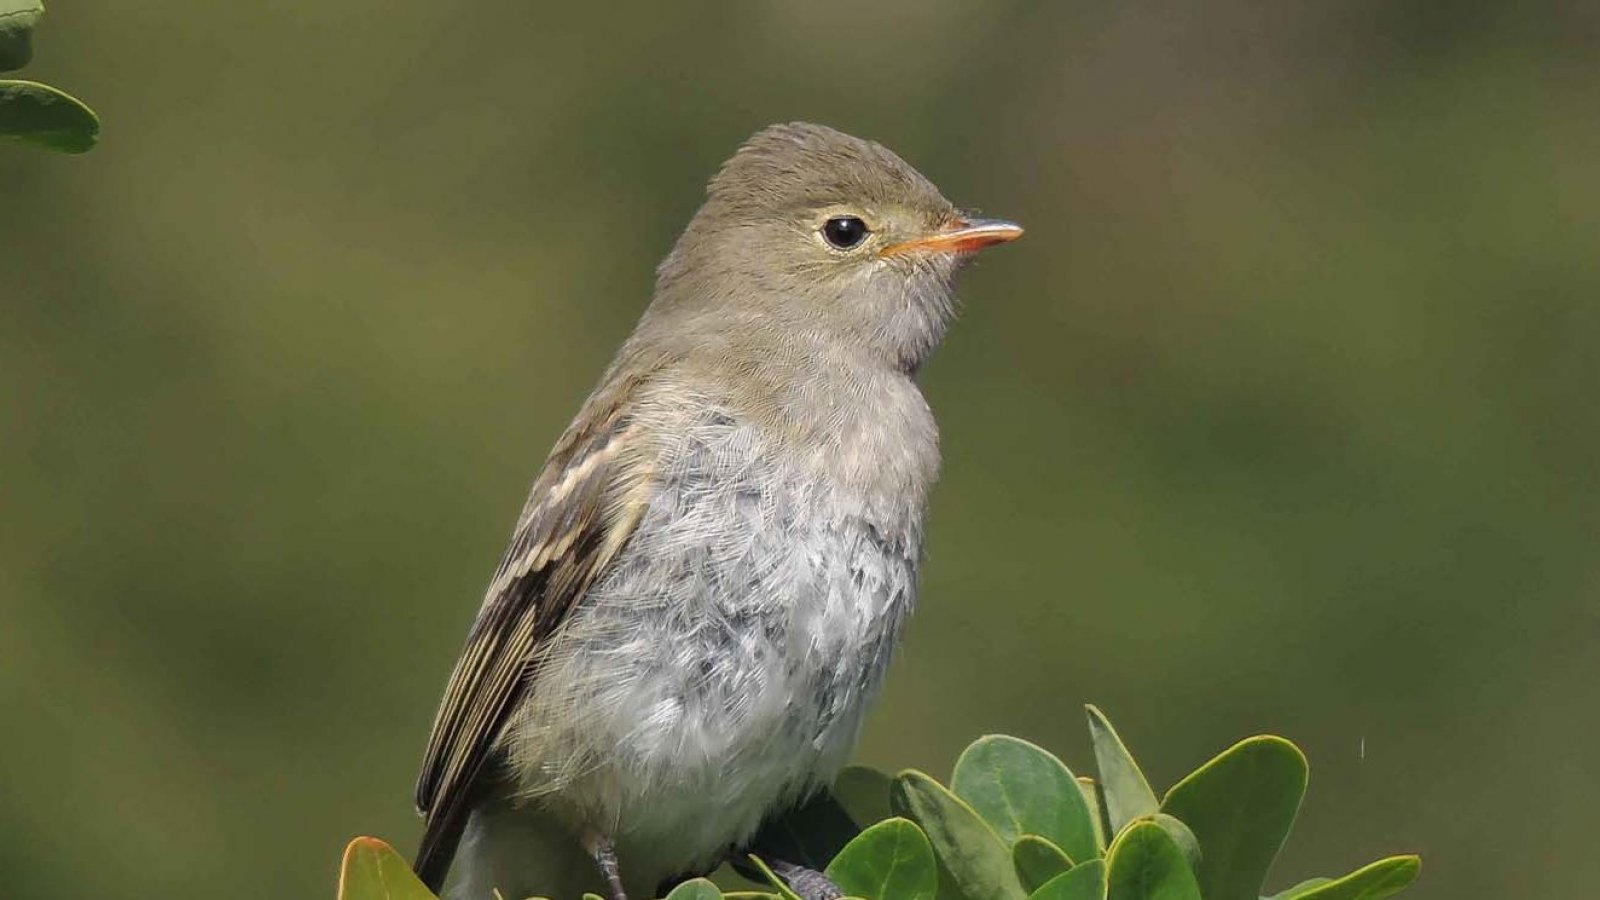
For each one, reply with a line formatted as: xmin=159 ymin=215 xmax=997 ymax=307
xmin=767 ymin=859 xmax=844 ymax=900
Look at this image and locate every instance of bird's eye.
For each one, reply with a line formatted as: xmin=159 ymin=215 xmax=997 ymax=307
xmin=821 ymin=216 xmax=870 ymax=250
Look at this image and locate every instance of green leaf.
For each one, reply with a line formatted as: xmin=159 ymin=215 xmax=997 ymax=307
xmin=0 ymin=0 xmax=42 ymax=71
xmin=1085 ymin=706 xmax=1160 ymax=833
xmin=825 ymin=817 xmax=938 ymax=900
xmin=951 ymin=735 xmax=1100 ymax=863
xmin=1159 ymin=736 xmax=1308 ymax=900
xmin=1263 ymin=879 xmax=1331 ymax=900
xmin=0 ymin=79 xmax=98 ymax=152
xmin=1029 ymin=861 xmax=1106 ymax=900
xmin=1267 ymin=856 xmax=1420 ymax=900
xmin=749 ymin=790 xmax=861 ymax=872
xmin=336 ymin=837 xmax=438 ymax=900
xmin=1105 ymin=822 xmax=1202 ymax=900
xmin=1076 ymin=776 xmax=1110 ymax=853
xmin=890 ymin=769 xmax=1026 ymax=900
xmin=583 ymin=894 xmax=607 ymax=900
xmin=1145 ymin=814 xmax=1200 ymax=874
xmin=744 ymin=855 xmax=804 ymax=900
xmin=835 ymin=766 xmax=894 ymax=827
xmin=665 ymin=879 xmax=725 ymax=900
xmin=721 ymin=894 xmax=781 ymax=900
xmin=1011 ymin=835 xmax=1073 ymax=894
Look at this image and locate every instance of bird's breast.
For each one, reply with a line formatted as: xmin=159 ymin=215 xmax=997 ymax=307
xmin=502 ymin=396 xmax=933 ymax=872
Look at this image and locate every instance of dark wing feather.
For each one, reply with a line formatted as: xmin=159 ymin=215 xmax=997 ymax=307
xmin=412 ymin=381 xmax=653 ymax=891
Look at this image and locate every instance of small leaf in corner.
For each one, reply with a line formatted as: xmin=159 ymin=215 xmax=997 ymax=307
xmin=0 ymin=79 xmax=99 ymax=153
xmin=337 ymin=836 xmax=438 ymax=900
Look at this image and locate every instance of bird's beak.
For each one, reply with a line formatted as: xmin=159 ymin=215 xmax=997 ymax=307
xmin=879 ymin=216 xmax=1024 ymax=258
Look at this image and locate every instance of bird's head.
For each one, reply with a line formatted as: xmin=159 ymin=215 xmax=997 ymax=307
xmin=648 ymin=122 xmax=1022 ymax=374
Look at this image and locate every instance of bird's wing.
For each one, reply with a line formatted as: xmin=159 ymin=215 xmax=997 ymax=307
xmin=412 ymin=376 xmax=655 ymax=891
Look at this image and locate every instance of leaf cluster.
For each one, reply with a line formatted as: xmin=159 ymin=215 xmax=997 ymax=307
xmin=336 ymin=707 xmax=1419 ymax=900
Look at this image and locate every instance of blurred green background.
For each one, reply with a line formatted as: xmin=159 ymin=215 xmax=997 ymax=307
xmin=4 ymin=3 xmax=1597 ymax=898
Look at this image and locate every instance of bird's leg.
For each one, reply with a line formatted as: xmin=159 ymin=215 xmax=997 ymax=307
xmin=582 ymin=831 xmax=629 ymax=900
xmin=765 ymin=858 xmax=844 ymax=900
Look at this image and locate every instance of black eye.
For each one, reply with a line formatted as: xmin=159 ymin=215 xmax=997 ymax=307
xmin=821 ymin=216 xmax=869 ymax=250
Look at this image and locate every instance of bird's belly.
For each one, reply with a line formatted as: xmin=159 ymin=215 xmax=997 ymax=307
xmin=501 ymin=471 xmax=919 ymax=881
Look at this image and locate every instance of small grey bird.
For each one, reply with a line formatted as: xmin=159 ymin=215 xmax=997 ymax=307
xmin=412 ymin=122 xmax=1022 ymax=900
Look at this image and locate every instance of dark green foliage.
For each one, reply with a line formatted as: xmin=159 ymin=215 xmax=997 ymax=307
xmin=890 ymin=768 xmax=1027 ymax=900
xmin=0 ymin=0 xmax=97 ymax=152
xmin=1086 ymin=706 xmax=1161 ymax=834
xmin=825 ymin=818 xmax=938 ymax=900
xmin=663 ymin=881 xmax=724 ymax=900
xmin=1106 ymin=822 xmax=1202 ymax=900
xmin=1144 ymin=815 xmax=1201 ymax=877
xmin=1012 ymin=835 xmax=1074 ymax=893
xmin=0 ymin=0 xmax=39 ymax=69
xmin=337 ymin=708 xmax=1419 ymax=900
xmin=1031 ymin=861 xmax=1107 ymax=900
xmin=1262 ymin=857 xmax=1421 ymax=900
xmin=952 ymin=735 xmax=1099 ymax=864
xmin=0 ymin=79 xmax=96 ymax=152
xmin=1160 ymin=738 xmax=1307 ymax=900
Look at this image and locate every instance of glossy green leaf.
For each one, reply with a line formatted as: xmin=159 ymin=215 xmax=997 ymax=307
xmin=951 ymin=735 xmax=1099 ymax=863
xmin=1105 ymin=822 xmax=1202 ymax=900
xmin=1145 ymin=814 xmax=1200 ymax=874
xmin=1264 ymin=879 xmax=1331 ymax=900
xmin=0 ymin=0 xmax=42 ymax=71
xmin=1029 ymin=860 xmax=1106 ymax=900
xmin=1159 ymin=736 xmax=1307 ymax=900
xmin=744 ymin=855 xmax=804 ymax=900
xmin=336 ymin=837 xmax=437 ymax=900
xmin=1267 ymin=856 xmax=1420 ymax=900
xmin=665 ymin=879 xmax=725 ymax=900
xmin=1086 ymin=706 xmax=1159 ymax=833
xmin=1076 ymin=776 xmax=1110 ymax=853
xmin=825 ymin=817 xmax=938 ymax=900
xmin=835 ymin=766 xmax=894 ymax=828
xmin=583 ymin=894 xmax=607 ymax=900
xmin=1012 ymin=835 xmax=1073 ymax=894
xmin=0 ymin=79 xmax=98 ymax=152
xmin=890 ymin=769 xmax=1026 ymax=900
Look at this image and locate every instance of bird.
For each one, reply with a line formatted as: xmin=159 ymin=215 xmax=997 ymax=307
xmin=411 ymin=121 xmax=1022 ymax=900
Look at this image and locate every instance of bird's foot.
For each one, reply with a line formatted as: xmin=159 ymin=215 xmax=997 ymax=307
xmin=583 ymin=832 xmax=629 ymax=900
xmin=766 ymin=859 xmax=844 ymax=900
